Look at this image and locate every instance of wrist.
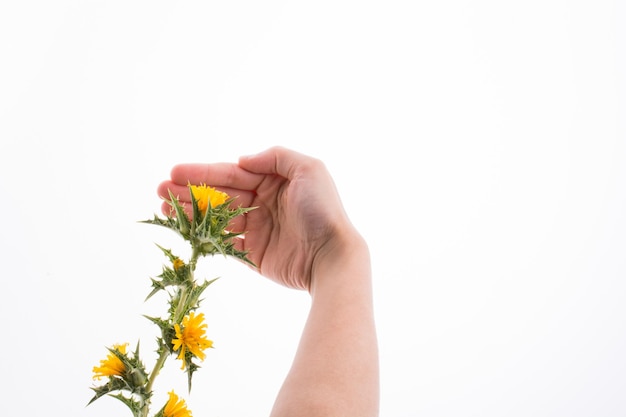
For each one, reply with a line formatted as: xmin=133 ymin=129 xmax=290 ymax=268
xmin=309 ymin=226 xmax=371 ymax=297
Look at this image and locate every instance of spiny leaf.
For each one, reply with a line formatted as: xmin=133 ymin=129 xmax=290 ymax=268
xmin=183 ymin=278 xmax=219 ymax=313
xmin=185 ymin=359 xmax=201 ymax=393
xmin=139 ymin=214 xmax=178 ymax=230
xmin=88 ymin=377 xmax=127 ymax=405
xmin=144 ymin=316 xmax=176 ymax=355
xmin=146 ymin=266 xmax=186 ymax=300
xmin=156 ymin=245 xmax=179 ymax=264
xmin=169 ymin=189 xmax=192 ymax=235
xmin=110 ymin=392 xmax=144 ymax=417
xmin=144 ymin=316 xmax=172 ymax=336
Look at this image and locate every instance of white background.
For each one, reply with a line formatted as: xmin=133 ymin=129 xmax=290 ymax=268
xmin=1 ymin=1 xmax=625 ymax=416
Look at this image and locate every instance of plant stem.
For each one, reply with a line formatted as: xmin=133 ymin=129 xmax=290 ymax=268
xmin=140 ymin=247 xmax=200 ymax=417
xmin=141 ymin=347 xmax=169 ymax=417
xmin=188 ymin=247 xmax=200 ymax=275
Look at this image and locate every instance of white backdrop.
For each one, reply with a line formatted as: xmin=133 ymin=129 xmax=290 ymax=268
xmin=1 ymin=1 xmax=625 ymax=416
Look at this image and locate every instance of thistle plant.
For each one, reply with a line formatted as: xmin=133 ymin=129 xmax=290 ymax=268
xmin=88 ymin=184 xmax=255 ymax=417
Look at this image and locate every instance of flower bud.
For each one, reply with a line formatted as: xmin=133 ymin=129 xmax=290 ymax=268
xmin=200 ymin=242 xmax=215 ymax=254
xmin=129 ymin=367 xmax=147 ymax=387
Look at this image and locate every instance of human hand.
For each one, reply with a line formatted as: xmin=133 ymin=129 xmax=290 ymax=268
xmin=157 ymin=146 xmax=357 ymax=291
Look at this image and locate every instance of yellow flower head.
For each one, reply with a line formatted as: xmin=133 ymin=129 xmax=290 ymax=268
xmin=189 ymin=184 xmax=229 ymax=215
xmin=172 ymin=257 xmax=185 ymax=271
xmin=164 ymin=391 xmax=193 ymax=417
xmin=172 ymin=312 xmax=213 ymax=368
xmin=92 ymin=343 xmax=128 ymax=380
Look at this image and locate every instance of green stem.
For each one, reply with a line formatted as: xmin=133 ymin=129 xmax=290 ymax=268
xmin=141 ymin=348 xmax=169 ymax=417
xmin=173 ymin=248 xmax=199 ymax=323
xmin=140 ymin=247 xmax=200 ymax=417
xmin=188 ymin=247 xmax=200 ymax=276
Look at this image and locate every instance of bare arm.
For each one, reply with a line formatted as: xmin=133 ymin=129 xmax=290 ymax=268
xmin=270 ymin=232 xmax=379 ymax=417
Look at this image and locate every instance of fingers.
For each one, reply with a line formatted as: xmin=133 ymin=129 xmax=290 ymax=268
xmin=170 ymin=162 xmax=264 ymax=190
xmin=238 ymin=146 xmax=322 ymax=179
xmin=157 ymin=161 xmax=262 ymax=214
xmin=160 ymin=147 xmax=316 ymax=196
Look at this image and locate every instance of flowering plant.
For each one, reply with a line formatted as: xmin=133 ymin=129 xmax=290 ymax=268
xmin=88 ymin=184 xmax=254 ymax=417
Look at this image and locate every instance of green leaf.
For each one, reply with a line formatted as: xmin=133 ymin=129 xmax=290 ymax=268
xmin=144 ymin=316 xmax=175 ymax=353
xmin=184 ymin=358 xmax=201 ymax=393
xmin=146 ymin=267 xmax=183 ymax=300
xmin=145 ymin=277 xmax=166 ymax=301
xmin=88 ymin=377 xmax=127 ymax=405
xmin=168 ymin=189 xmax=192 ymax=236
xmin=110 ymin=392 xmax=144 ymax=417
xmin=139 ymin=214 xmax=178 ymax=232
xmin=183 ymin=278 xmax=218 ymax=313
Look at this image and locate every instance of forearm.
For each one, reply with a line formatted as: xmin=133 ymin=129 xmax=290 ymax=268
xmin=270 ymin=233 xmax=379 ymax=417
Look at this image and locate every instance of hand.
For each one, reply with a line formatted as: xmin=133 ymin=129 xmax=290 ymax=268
xmin=157 ymin=146 xmax=357 ymax=291
xmin=159 ymin=146 xmax=378 ymax=417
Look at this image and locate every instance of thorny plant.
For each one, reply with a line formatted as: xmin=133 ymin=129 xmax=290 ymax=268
xmin=89 ymin=184 xmax=255 ymax=417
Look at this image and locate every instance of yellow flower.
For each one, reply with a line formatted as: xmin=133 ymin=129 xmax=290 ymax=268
xmin=172 ymin=312 xmax=213 ymax=368
xmin=172 ymin=257 xmax=185 ymax=271
xmin=189 ymin=184 xmax=229 ymax=215
xmin=92 ymin=343 xmax=128 ymax=380
xmin=163 ymin=391 xmax=193 ymax=417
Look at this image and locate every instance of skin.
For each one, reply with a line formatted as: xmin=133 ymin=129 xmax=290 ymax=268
xmin=158 ymin=146 xmax=379 ymax=417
